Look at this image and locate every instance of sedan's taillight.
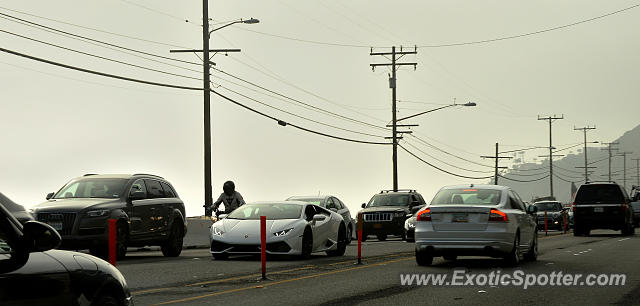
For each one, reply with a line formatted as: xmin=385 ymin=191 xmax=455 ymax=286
xmin=417 ymin=208 xmax=431 ymax=221
xmin=622 ymin=202 xmax=628 ymax=211
xmin=488 ymin=209 xmax=508 ymax=222
xmin=572 ymin=202 xmax=576 ymax=212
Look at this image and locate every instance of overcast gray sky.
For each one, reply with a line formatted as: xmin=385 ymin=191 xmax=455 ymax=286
xmin=1 ymin=0 xmax=639 ymax=216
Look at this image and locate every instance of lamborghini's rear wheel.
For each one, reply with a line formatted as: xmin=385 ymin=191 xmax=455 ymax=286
xmin=327 ymin=226 xmax=346 ymax=256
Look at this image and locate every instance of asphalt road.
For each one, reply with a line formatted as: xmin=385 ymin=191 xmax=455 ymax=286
xmin=117 ymin=230 xmax=640 ymax=305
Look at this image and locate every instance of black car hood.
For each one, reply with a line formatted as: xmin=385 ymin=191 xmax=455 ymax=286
xmin=33 ymin=198 xmax=121 ymax=212
xmin=360 ymin=206 xmax=407 ymax=213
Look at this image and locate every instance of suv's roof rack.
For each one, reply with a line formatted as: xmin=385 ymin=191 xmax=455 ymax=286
xmin=83 ymin=173 xmax=98 ymax=176
xmin=133 ymin=173 xmax=164 ymax=179
xmin=380 ymin=189 xmax=416 ymax=194
xmin=584 ymin=180 xmax=617 ymax=184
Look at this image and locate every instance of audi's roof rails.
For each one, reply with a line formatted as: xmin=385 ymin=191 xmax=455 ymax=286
xmin=133 ymin=173 xmax=164 ymax=179
xmin=83 ymin=173 xmax=98 ymax=176
xmin=380 ymin=189 xmax=416 ymax=193
xmin=584 ymin=180 xmax=617 ymax=184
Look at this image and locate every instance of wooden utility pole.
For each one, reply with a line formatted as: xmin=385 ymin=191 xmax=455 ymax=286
xmin=574 ymin=126 xmax=596 ymax=183
xmin=538 ymin=115 xmax=564 ymax=197
xmin=481 ymin=143 xmax=511 ymax=185
xmin=370 ymin=46 xmax=417 ymax=191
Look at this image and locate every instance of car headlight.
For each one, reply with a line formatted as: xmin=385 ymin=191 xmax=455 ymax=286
xmin=273 ymin=228 xmax=293 ymax=237
xmin=212 ymin=227 xmax=224 ymax=236
xmin=86 ymin=209 xmax=110 ymax=217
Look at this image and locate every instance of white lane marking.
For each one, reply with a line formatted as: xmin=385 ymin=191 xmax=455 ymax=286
xmin=618 ymin=238 xmax=631 ymax=242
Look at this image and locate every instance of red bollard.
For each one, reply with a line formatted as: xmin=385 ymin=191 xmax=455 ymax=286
xmin=108 ymin=219 xmax=117 ymax=266
xmin=544 ymin=211 xmax=548 ymax=236
xmin=260 ymin=216 xmax=267 ymax=280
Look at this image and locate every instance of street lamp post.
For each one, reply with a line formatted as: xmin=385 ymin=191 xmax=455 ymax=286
xmin=392 ymin=101 xmax=476 ymax=189
xmin=171 ymin=3 xmax=259 ymax=212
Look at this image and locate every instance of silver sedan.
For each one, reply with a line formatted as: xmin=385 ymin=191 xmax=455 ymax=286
xmin=414 ymin=184 xmax=537 ymax=266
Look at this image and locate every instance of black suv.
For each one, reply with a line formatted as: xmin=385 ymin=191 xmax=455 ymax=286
xmin=32 ymin=174 xmax=187 ymax=259
xmin=358 ymin=190 xmax=426 ymax=241
xmin=572 ymin=182 xmax=635 ymax=236
xmin=533 ymin=201 xmax=567 ymax=231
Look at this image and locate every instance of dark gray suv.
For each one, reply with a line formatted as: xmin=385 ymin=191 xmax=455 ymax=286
xmin=31 ymin=174 xmax=187 ymax=259
xmin=572 ymin=182 xmax=634 ymax=236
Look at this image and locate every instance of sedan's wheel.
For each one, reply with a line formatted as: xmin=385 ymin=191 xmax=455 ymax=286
xmin=300 ymin=228 xmax=313 ymax=259
xmin=523 ymin=234 xmax=538 ymax=261
xmin=376 ymin=234 xmax=387 ymax=241
xmin=326 ymin=226 xmax=347 ymax=256
xmin=503 ymin=235 xmax=520 ymax=267
xmin=161 ymin=222 xmax=184 ymax=257
xmin=212 ymin=253 xmax=229 ymax=260
xmin=443 ymin=255 xmax=457 ymax=261
xmin=415 ymin=249 xmax=433 ymax=266
xmin=92 ymin=293 xmax=119 ymax=306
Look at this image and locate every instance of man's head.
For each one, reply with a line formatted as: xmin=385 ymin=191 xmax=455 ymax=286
xmin=223 ymin=181 xmax=235 ymax=196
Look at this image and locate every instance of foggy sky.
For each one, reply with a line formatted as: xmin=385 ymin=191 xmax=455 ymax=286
xmin=1 ymin=0 xmax=639 ymax=216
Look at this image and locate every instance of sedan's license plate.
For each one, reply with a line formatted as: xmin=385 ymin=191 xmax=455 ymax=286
xmin=452 ymin=213 xmax=468 ymax=223
xmin=47 ymin=221 xmax=63 ymax=231
xmin=373 ymin=223 xmax=382 ymax=229
xmin=594 ymin=207 xmax=604 ymax=212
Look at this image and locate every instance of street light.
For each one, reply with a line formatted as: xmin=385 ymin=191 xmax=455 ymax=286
xmin=201 ymin=13 xmax=258 ymax=211
xmin=395 ymin=101 xmax=476 ymax=122
xmin=209 ymin=18 xmax=259 ymax=35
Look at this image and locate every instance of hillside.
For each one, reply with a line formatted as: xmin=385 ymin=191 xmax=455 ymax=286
xmin=499 ymin=124 xmax=640 ymax=203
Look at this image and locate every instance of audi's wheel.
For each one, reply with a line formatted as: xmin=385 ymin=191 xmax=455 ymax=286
xmin=161 ymin=221 xmax=184 ymax=257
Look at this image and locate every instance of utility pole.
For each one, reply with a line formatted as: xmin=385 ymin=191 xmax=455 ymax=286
xmin=601 ymin=142 xmax=619 ymax=182
xmin=481 ymin=143 xmax=511 ymax=185
xmin=574 ymin=126 xmax=596 ymax=183
xmin=169 ymin=1 xmax=243 ymax=210
xmin=370 ymin=46 xmax=417 ymax=192
xmin=617 ymin=151 xmax=633 ymax=191
xmin=632 ymin=158 xmax=640 ymax=188
xmin=538 ymin=115 xmax=564 ymax=198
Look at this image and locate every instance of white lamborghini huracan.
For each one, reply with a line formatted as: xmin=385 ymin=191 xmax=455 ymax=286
xmin=209 ymin=201 xmax=347 ymax=259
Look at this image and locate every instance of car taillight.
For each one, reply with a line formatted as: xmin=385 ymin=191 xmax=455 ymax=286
xmin=622 ymin=203 xmax=627 ymax=211
xmin=417 ymin=209 xmax=431 ymax=221
xmin=488 ymin=209 xmax=508 ymax=222
xmin=571 ymin=202 xmax=576 ymax=212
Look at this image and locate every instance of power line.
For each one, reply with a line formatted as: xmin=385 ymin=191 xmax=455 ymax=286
xmin=498 ymin=173 xmax=550 ymax=183
xmin=0 ymin=46 xmax=390 ymax=146
xmin=409 ymin=134 xmax=494 ymax=168
xmin=232 ymin=3 xmax=640 ymax=49
xmin=212 ymin=67 xmax=389 ymax=132
xmin=402 ymin=141 xmax=493 ymax=174
xmin=0 ymin=11 xmax=201 ymax=66
xmin=399 ymin=144 xmax=494 ymax=180
xmin=0 ymin=6 xmax=191 ymax=49
xmin=0 ymin=29 xmax=201 ymax=81
xmin=215 ymin=84 xmax=387 ymax=138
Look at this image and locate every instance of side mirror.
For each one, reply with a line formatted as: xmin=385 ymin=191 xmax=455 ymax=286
xmin=129 ymin=191 xmax=145 ymax=201
xmin=313 ymin=214 xmax=326 ymax=222
xmin=22 ymin=221 xmax=61 ymax=252
xmin=361 ymin=203 xmax=366 ymax=208
xmin=527 ymin=205 xmax=538 ymax=214
xmin=46 ymin=192 xmax=54 ymax=200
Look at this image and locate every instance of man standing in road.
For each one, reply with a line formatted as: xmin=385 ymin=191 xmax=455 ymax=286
xmin=204 ymin=180 xmax=245 ymax=217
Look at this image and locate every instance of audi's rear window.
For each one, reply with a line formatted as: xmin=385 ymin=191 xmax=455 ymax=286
xmin=574 ymin=184 xmax=625 ymax=204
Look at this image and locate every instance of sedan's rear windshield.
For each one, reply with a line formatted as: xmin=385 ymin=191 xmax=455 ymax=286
xmin=534 ymin=202 xmax=563 ymax=211
xmin=54 ymin=178 xmax=128 ymax=199
xmin=431 ymin=189 xmax=501 ymax=206
xmin=367 ymin=194 xmax=409 ymax=207
xmin=574 ymin=185 xmax=625 ymax=204
xmin=227 ymin=203 xmax=302 ymax=220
